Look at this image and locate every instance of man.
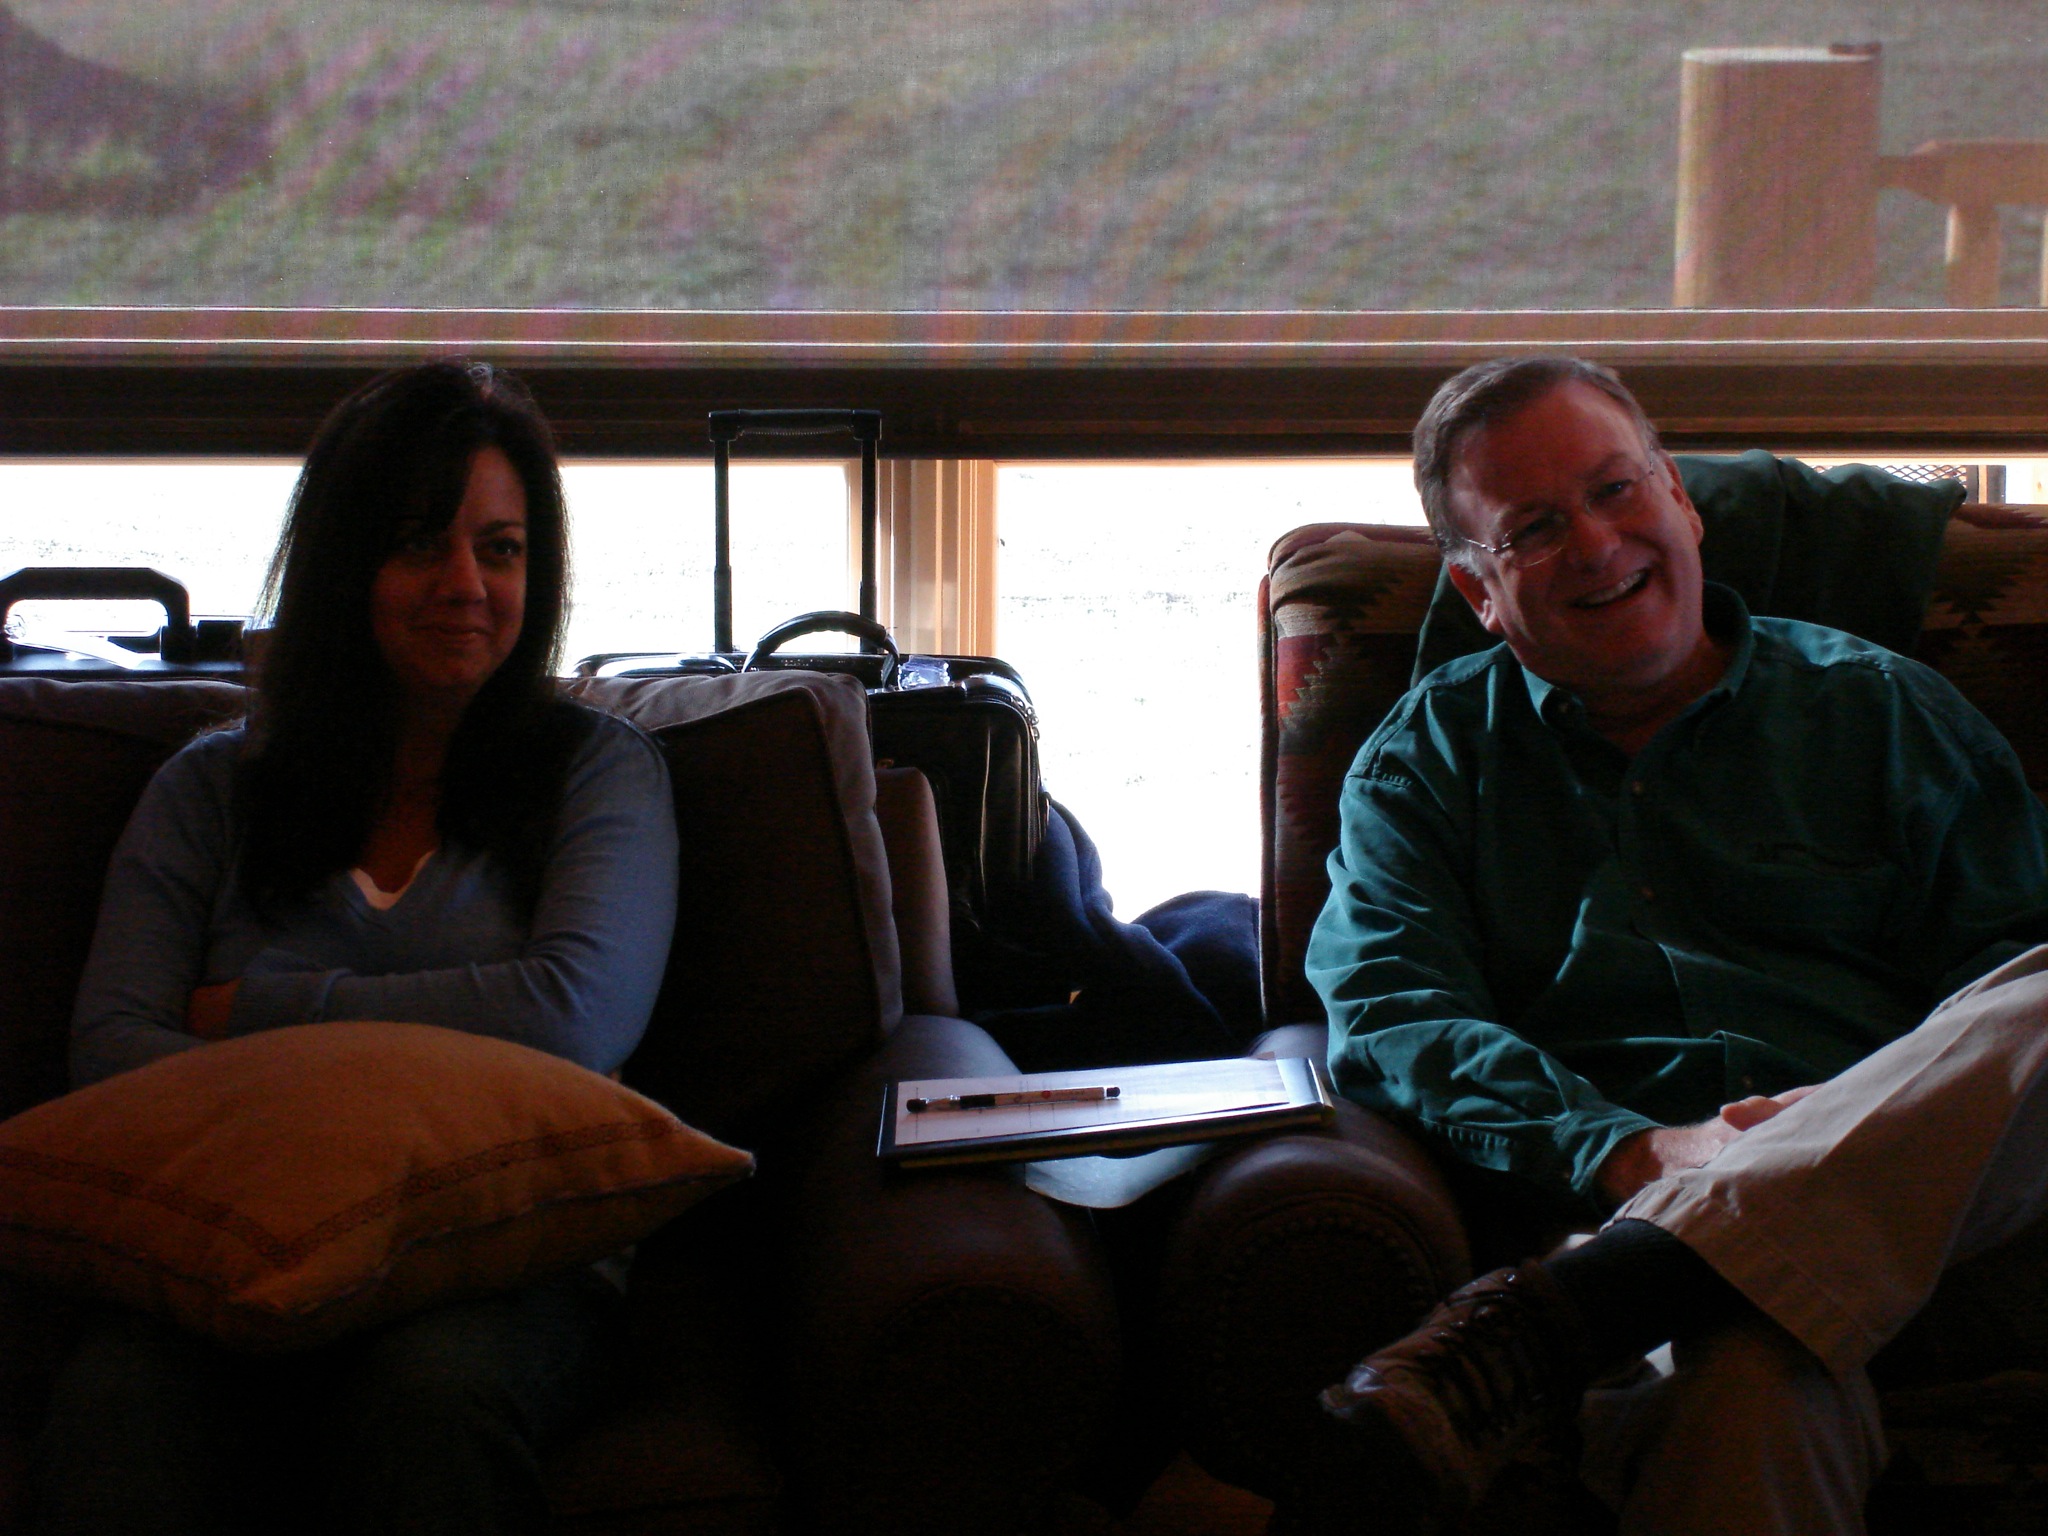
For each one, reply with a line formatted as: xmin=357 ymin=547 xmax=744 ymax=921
xmin=1301 ymin=355 xmax=2048 ymax=1533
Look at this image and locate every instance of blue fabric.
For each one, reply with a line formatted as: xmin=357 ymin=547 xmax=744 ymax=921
xmin=1310 ymin=586 xmax=2048 ymax=1206
xmin=970 ymin=800 xmax=1258 ymax=1073
xmin=70 ymin=709 xmax=679 ymax=1085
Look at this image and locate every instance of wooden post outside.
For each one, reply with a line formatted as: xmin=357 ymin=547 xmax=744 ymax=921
xmin=1675 ymin=45 xmax=1881 ymax=307
xmin=1946 ymin=203 xmax=2003 ymax=307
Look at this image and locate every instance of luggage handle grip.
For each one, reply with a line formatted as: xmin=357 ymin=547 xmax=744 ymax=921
xmin=710 ymin=410 xmax=882 ymax=654
xmin=744 ymin=610 xmax=902 ymax=689
xmin=0 ymin=566 xmax=195 ymax=663
xmin=709 ymin=409 xmax=881 ymax=443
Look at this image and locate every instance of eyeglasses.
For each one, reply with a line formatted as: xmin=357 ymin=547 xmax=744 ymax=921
xmin=1468 ymin=465 xmax=1655 ymax=570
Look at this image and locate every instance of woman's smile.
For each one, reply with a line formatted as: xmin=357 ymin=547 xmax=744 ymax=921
xmin=369 ymin=446 xmax=528 ymax=711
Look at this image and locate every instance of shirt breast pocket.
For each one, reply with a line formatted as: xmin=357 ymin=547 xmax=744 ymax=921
xmin=1712 ymin=846 xmax=1901 ymax=946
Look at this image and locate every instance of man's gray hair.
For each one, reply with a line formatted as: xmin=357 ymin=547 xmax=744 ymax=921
xmin=1412 ymin=356 xmax=1662 ymax=568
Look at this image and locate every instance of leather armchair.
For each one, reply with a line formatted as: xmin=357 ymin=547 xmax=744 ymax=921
xmin=0 ymin=671 xmax=1119 ymax=1536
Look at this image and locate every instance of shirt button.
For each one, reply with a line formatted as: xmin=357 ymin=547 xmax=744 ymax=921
xmin=1639 ymin=884 xmax=1655 ymax=901
xmin=1630 ymin=781 xmax=1646 ymax=797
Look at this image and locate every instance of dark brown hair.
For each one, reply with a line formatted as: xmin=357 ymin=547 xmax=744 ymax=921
xmin=238 ymin=361 xmax=591 ymax=910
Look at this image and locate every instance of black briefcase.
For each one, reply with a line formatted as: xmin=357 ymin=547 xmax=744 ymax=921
xmin=571 ymin=409 xmax=1048 ymax=999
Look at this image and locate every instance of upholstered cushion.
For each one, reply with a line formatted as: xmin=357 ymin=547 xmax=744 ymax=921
xmin=0 ymin=679 xmax=245 ymax=1122
xmin=569 ymin=674 xmax=901 ymax=1140
xmin=1918 ymin=505 xmax=2048 ymax=802
xmin=0 ymin=1021 xmax=752 ymax=1352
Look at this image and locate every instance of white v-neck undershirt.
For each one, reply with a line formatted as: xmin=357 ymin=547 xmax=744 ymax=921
xmin=350 ymin=849 xmax=436 ymax=912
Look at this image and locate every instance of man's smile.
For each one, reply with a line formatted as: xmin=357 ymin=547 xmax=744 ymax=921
xmin=1570 ymin=568 xmax=1651 ymax=609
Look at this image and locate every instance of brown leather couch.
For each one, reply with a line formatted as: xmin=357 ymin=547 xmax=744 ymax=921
xmin=1155 ymin=508 xmax=2048 ymax=1532
xmin=0 ymin=670 xmax=1120 ymax=1536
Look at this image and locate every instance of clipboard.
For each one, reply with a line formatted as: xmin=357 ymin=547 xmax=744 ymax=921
xmin=877 ymin=1055 xmax=1337 ymax=1168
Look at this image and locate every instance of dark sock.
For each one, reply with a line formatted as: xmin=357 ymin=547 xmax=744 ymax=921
xmin=1545 ymin=1219 xmax=1754 ymax=1369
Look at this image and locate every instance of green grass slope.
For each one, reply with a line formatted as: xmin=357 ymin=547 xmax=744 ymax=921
xmin=2 ymin=0 xmax=2043 ymax=310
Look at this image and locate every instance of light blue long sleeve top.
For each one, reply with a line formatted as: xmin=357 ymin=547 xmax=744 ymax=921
xmin=71 ymin=709 xmax=680 ymax=1087
xmin=1307 ymin=585 xmax=2048 ymax=1206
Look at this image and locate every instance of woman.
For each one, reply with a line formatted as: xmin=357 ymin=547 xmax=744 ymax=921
xmin=38 ymin=362 xmax=678 ymax=1535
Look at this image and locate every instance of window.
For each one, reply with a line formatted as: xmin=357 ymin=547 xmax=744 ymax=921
xmin=6 ymin=5 xmax=2043 ymax=315
xmin=11 ymin=2 xmax=2048 ymax=929
xmin=554 ymin=463 xmax=850 ymax=669
xmin=0 ymin=460 xmax=851 ymax=670
xmin=11 ymin=445 xmax=2040 ymax=917
xmin=9 ymin=3 xmax=2048 ymax=460
xmin=0 ymin=460 xmax=296 ymax=642
xmin=998 ymin=460 xmax=1421 ymax=914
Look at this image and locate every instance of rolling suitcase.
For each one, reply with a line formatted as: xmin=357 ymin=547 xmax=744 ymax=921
xmin=0 ymin=566 xmax=246 ymax=679
xmin=573 ymin=409 xmax=1048 ymax=1006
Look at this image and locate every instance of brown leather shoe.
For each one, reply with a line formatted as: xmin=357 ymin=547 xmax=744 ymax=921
xmin=1311 ymin=1262 xmax=1596 ymax=1528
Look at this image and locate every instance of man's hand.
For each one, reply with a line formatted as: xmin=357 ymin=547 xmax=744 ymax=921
xmin=185 ymin=981 xmax=241 ymax=1040
xmin=1596 ymin=1120 xmax=1741 ymax=1206
xmin=1595 ymin=1085 xmax=1819 ymax=1206
xmin=1718 ymin=1082 xmax=1819 ymax=1130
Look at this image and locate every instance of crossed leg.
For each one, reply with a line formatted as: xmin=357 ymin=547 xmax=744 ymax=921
xmin=1579 ymin=1321 xmax=1884 ymax=1536
xmin=1619 ymin=943 xmax=2048 ymax=1379
xmin=1574 ymin=943 xmax=2048 ymax=1530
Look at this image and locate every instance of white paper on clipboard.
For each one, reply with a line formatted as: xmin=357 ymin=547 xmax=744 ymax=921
xmin=888 ymin=1056 xmax=1291 ymax=1150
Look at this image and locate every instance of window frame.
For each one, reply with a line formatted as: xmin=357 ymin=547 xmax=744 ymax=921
xmin=5 ymin=308 xmax=2048 ymax=459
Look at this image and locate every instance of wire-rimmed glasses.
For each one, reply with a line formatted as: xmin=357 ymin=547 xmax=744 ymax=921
xmin=1468 ymin=463 xmax=1656 ymax=570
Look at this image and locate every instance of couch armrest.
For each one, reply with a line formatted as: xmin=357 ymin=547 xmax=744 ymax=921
xmin=1154 ymin=1024 xmax=1469 ymax=1499
xmin=771 ymin=1014 xmax=1120 ymax=1536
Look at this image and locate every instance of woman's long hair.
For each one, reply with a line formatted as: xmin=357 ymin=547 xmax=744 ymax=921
xmin=237 ymin=361 xmax=592 ymax=911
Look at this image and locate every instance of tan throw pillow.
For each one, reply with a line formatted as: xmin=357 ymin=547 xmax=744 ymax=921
xmin=0 ymin=1022 xmax=752 ymax=1352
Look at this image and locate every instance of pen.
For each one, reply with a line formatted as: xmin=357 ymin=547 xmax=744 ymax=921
xmin=906 ymin=1085 xmax=1120 ymax=1113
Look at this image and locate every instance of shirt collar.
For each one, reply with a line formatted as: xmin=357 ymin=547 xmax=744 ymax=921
xmin=1520 ymin=581 xmax=1753 ymax=727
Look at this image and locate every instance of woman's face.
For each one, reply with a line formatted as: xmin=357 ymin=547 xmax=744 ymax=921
xmin=370 ymin=446 xmax=529 ymax=714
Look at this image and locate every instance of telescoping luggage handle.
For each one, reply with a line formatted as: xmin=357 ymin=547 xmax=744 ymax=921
xmin=0 ymin=566 xmax=196 ymax=663
xmin=708 ymin=408 xmax=882 ymax=656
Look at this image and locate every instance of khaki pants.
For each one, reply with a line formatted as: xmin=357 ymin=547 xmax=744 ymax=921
xmin=1590 ymin=945 xmax=2048 ymax=1535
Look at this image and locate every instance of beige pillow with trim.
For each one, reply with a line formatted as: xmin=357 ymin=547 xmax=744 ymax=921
xmin=0 ymin=1022 xmax=752 ymax=1352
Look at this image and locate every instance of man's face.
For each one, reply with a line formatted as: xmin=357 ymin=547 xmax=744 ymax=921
xmin=1443 ymin=381 xmax=1709 ymax=706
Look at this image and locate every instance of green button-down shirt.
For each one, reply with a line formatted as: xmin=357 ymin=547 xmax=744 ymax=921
xmin=1307 ymin=585 xmax=2048 ymax=1207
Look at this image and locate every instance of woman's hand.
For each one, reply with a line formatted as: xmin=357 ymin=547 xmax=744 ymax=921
xmin=186 ymin=981 xmax=241 ymax=1040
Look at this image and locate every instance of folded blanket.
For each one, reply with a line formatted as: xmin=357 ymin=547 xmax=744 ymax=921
xmin=968 ymin=800 xmax=1260 ymax=1073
